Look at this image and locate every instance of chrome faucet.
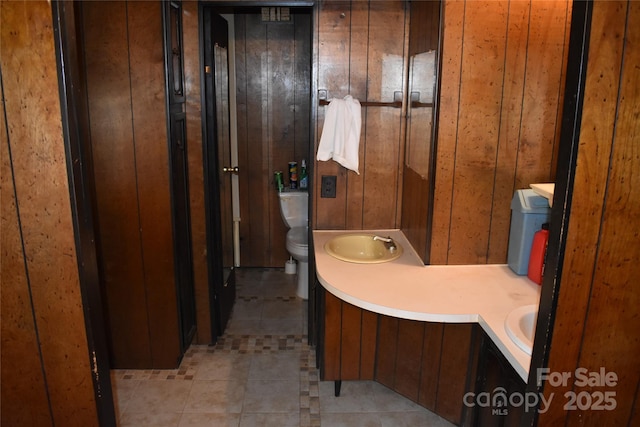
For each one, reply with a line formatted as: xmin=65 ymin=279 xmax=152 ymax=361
xmin=373 ymin=235 xmax=397 ymax=252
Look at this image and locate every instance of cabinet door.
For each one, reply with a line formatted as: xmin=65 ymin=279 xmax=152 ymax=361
xmin=473 ymin=332 xmax=526 ymax=426
xmin=320 ymin=289 xmax=377 ymax=381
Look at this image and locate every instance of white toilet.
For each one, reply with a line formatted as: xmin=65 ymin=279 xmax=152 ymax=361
xmin=278 ymin=190 xmax=309 ymax=299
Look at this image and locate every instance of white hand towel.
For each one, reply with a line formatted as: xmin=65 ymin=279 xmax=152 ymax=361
xmin=317 ymin=95 xmax=362 ymax=174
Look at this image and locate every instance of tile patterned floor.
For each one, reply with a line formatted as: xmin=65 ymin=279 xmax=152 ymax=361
xmin=111 ymin=268 xmax=455 ymax=426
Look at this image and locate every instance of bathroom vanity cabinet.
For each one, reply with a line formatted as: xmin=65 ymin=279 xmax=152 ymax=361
xmin=320 ymin=289 xmax=480 ymax=426
xmin=320 ymin=288 xmax=527 ymax=426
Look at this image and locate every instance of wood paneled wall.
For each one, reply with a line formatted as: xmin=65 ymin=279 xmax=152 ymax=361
xmin=234 ymin=10 xmax=311 ymax=267
xmin=431 ymin=0 xmax=572 ymax=265
xmin=540 ymin=1 xmax=640 ymax=424
xmin=313 ymin=0 xmax=571 ymax=266
xmin=313 ymin=0 xmax=407 ymax=230
xmin=82 ymin=1 xmax=182 ymax=368
xmin=1 ymin=1 xmax=99 ymax=424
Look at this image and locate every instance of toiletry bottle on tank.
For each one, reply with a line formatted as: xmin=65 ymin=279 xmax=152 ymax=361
xmin=299 ymin=159 xmax=308 ymax=190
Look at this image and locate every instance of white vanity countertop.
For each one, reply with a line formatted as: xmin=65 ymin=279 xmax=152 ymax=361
xmin=313 ymin=229 xmax=541 ymax=381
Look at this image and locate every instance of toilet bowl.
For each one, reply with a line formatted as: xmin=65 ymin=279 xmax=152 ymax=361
xmin=278 ymin=191 xmax=309 ymax=299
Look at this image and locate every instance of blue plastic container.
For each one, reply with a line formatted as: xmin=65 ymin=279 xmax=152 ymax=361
xmin=507 ymin=189 xmax=551 ymax=275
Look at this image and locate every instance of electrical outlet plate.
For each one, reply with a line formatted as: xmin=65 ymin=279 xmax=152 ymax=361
xmin=321 ymin=175 xmax=337 ymax=198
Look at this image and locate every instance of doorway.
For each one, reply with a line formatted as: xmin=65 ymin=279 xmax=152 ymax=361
xmin=202 ymin=6 xmax=313 ymax=273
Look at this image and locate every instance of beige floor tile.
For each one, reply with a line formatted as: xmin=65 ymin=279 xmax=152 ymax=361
xmin=193 ymin=353 xmax=251 ymax=381
xmin=261 ymin=298 xmax=303 ymax=320
xmin=319 ymin=381 xmax=380 ymax=413
xmin=242 ymin=379 xmax=300 ymax=413
xmin=319 ymin=412 xmax=382 ymax=427
xmin=183 ymin=380 xmax=246 ymax=414
xmin=249 ymin=352 xmax=301 ymax=381
xmin=124 ymin=380 xmax=193 ymax=414
xmin=110 ymin=376 xmax=139 ymax=415
xmin=118 ymin=411 xmax=182 ymax=427
xmin=368 ymin=381 xmax=426 ymax=412
xmin=178 ymin=412 xmax=241 ymax=427
xmin=232 ymin=299 xmax=263 ymax=320
xmin=259 ymin=317 xmax=304 ymax=335
xmin=112 ymin=268 xmax=452 ymax=427
xmin=225 ymin=318 xmax=262 ymax=335
xmin=239 ymin=412 xmax=300 ymax=427
xmin=379 ymin=410 xmax=456 ymax=427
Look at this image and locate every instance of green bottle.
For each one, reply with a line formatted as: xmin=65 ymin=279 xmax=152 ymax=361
xmin=299 ymin=159 xmax=308 ymax=190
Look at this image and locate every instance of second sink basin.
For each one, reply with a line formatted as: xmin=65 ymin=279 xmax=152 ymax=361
xmin=505 ymin=304 xmax=537 ymax=355
xmin=324 ymin=233 xmax=403 ymax=264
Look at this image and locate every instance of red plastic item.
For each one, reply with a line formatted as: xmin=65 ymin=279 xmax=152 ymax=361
xmin=528 ymin=223 xmax=549 ymax=285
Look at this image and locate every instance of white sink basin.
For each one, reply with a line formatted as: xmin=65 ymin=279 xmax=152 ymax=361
xmin=505 ymin=304 xmax=537 ymax=355
xmin=324 ymin=234 xmax=403 ymax=264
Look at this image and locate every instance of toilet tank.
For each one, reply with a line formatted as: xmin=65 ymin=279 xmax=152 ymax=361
xmin=278 ymin=190 xmax=308 ymax=228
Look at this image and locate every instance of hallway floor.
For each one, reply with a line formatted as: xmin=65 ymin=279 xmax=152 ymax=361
xmin=111 ymin=268 xmax=455 ymax=426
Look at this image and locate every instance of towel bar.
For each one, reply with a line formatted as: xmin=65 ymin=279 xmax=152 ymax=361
xmin=319 ymin=99 xmax=402 ymax=108
xmin=318 ymin=89 xmax=403 ymax=108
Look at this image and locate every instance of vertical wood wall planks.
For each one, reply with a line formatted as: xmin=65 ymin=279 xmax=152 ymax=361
xmin=233 ymin=12 xmax=311 ymax=267
xmin=1 ymin=90 xmax=53 ymax=426
xmin=435 ymin=324 xmax=474 ymax=424
xmin=393 ymin=319 xmax=425 ymax=401
xmin=83 ymin=1 xmax=187 ymax=367
xmin=267 ymin=15 xmax=298 ymax=267
xmin=540 ymin=1 xmax=625 ymax=421
xmin=294 ymin=13 xmax=313 ymax=160
xmin=431 ymin=0 xmax=571 ymax=265
xmin=514 ymin=0 xmax=569 ymax=190
xmin=344 ymin=0 xmax=368 ymax=229
xmin=486 ymin=0 xmax=530 ymax=264
xmin=127 ymin=1 xmax=181 ymax=368
xmin=314 ymin=0 xmax=407 ymax=231
xmin=541 ymin=1 xmax=640 ymax=424
xmin=1 ymin=1 xmax=98 ymax=423
xmin=375 ymin=314 xmax=399 ymax=388
xmin=362 ymin=0 xmax=406 ymax=230
xmin=430 ymin=0 xmax=465 ymax=265
xmin=418 ymin=323 xmax=444 ymax=410
xmin=360 ymin=309 xmax=378 ymax=379
xmin=340 ymin=302 xmax=363 ymax=379
xmin=315 ymin=0 xmax=351 ymax=229
xmin=82 ymin=1 xmax=152 ymax=367
xmin=237 ymin=14 xmax=272 ymax=266
xmin=573 ymin=2 xmax=640 ymax=421
xmin=448 ymin=0 xmax=509 ymax=265
xmin=322 ymin=290 xmax=343 ymax=380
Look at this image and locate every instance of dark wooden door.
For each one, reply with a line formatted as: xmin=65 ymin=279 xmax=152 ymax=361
xmin=203 ymin=9 xmax=236 ymax=337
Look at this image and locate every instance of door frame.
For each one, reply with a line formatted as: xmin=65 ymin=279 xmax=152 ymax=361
xmin=162 ymin=0 xmax=198 ymax=353
xmin=523 ymin=0 xmax=593 ymax=423
xmin=51 ymin=1 xmax=116 ymax=423
xmin=199 ymin=4 xmax=225 ymax=342
xmin=198 ymin=2 xmax=315 ymax=341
